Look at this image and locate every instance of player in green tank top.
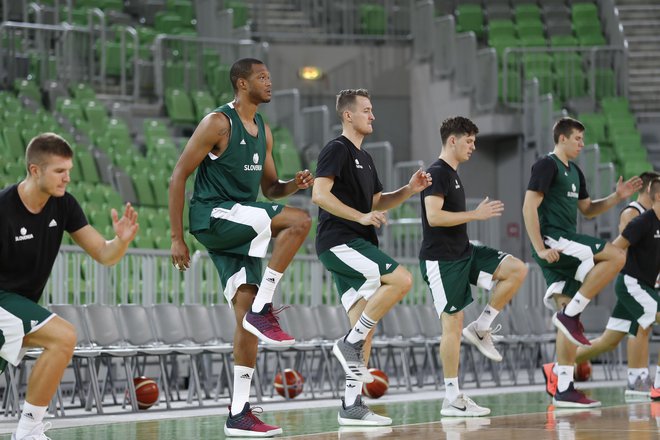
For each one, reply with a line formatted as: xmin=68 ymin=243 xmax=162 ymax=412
xmin=169 ymin=58 xmax=314 ymax=437
xmin=523 ymin=117 xmax=642 ymax=408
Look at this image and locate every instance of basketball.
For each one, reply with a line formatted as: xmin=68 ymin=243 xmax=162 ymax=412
xmin=362 ymin=368 xmax=389 ymax=398
xmin=274 ymin=368 xmax=305 ymax=398
xmin=132 ymin=377 xmax=159 ymax=410
xmin=574 ymin=361 xmax=592 ymax=382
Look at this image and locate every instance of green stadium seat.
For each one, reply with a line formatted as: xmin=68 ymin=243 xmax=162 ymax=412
xmin=359 ymin=4 xmax=386 ymax=35
xmin=56 ymin=97 xmax=85 ymax=122
xmin=14 ymin=79 xmax=41 ymax=103
xmin=578 ymin=113 xmax=607 ymax=145
xmin=550 ymin=35 xmax=578 ymax=47
xmin=601 ymin=97 xmax=631 ymax=116
xmin=515 ymin=20 xmax=544 ymax=40
xmin=132 ymin=174 xmax=157 ymax=206
xmin=525 ymin=69 xmax=553 ymax=95
xmin=488 ymin=19 xmax=516 ymax=39
xmin=209 ymin=64 xmax=232 ymax=98
xmin=498 ymin=70 xmax=521 ymax=103
xmin=514 ymin=4 xmax=541 ymax=22
xmin=572 ymin=3 xmax=599 ymax=25
xmin=83 ymin=100 xmax=109 ymax=133
xmin=518 ymin=35 xmax=547 ymax=48
xmin=3 ymin=127 xmax=25 ymax=159
xmin=150 ymin=172 xmax=170 ymax=207
xmin=455 ymin=4 xmax=484 ymax=38
xmin=488 ymin=35 xmax=519 ymax=64
xmin=191 ymin=90 xmax=216 ymax=120
xmin=578 ymin=33 xmax=606 ymax=46
xmin=154 ymin=11 xmax=186 ymax=33
xmin=76 ymin=148 xmax=100 ymax=183
xmin=555 ymin=69 xmax=587 ymax=101
xmin=595 ymin=68 xmax=616 ymax=99
xmin=70 ymin=83 xmax=96 ymax=101
xmin=225 ymin=0 xmax=250 ymax=28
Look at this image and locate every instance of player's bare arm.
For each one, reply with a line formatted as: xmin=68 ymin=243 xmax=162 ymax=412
xmin=260 ymin=124 xmax=314 ymax=199
xmin=373 ymin=169 xmax=432 ymax=211
xmin=70 ymin=202 xmax=139 ymax=266
xmin=425 ymin=194 xmax=503 ymax=227
xmin=169 ymin=112 xmax=230 ymax=271
xmin=523 ymin=190 xmax=561 ymax=263
xmin=618 ymin=207 xmax=641 ymax=234
xmin=312 ymin=176 xmax=386 ymax=228
xmin=578 ymin=175 xmax=643 ymax=219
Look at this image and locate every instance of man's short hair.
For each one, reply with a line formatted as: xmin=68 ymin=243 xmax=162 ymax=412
xmin=553 ymin=117 xmax=585 ymax=144
xmin=649 ymin=177 xmax=660 ymax=200
xmin=639 ymin=171 xmax=660 ymax=191
xmin=439 ymin=116 xmax=479 ymax=146
xmin=336 ymin=89 xmax=370 ymax=121
xmin=229 ymin=58 xmax=265 ymax=93
xmin=25 ymin=133 xmax=73 ymax=171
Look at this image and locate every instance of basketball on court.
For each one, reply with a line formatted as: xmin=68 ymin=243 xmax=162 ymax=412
xmin=574 ymin=361 xmax=592 ymax=382
xmin=362 ymin=368 xmax=389 ymax=399
xmin=274 ymin=368 xmax=305 ymax=398
xmin=133 ymin=377 xmax=159 ymax=410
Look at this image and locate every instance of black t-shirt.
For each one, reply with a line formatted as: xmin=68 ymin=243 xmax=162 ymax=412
xmin=419 ymin=159 xmax=471 ymax=261
xmin=0 ymin=184 xmax=88 ymax=302
xmin=621 ymin=209 xmax=660 ymax=287
xmin=315 ymin=136 xmax=383 ymax=254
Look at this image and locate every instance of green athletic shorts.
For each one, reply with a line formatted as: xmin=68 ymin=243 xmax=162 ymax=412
xmin=532 ymin=230 xmax=607 ymax=310
xmin=318 ymin=238 xmax=399 ymax=312
xmin=0 ymin=290 xmax=54 ymax=367
xmin=193 ymin=201 xmax=284 ymax=259
xmin=606 ymin=274 xmax=659 ymax=336
xmin=420 ymin=245 xmax=509 ymax=317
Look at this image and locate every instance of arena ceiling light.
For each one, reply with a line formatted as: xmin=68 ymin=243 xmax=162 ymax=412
xmin=299 ymin=66 xmax=323 ymax=80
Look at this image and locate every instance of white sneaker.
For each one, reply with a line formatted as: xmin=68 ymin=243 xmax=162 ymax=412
xmin=11 ymin=422 xmax=52 ymax=440
xmin=462 ymin=321 xmax=503 ymax=362
xmin=338 ymin=396 xmax=392 ymax=426
xmin=441 ymin=394 xmax=491 ymax=417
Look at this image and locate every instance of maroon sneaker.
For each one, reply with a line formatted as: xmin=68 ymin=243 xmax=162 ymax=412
xmin=553 ymin=383 xmax=601 ymax=408
xmin=224 ymin=403 xmax=283 ymax=437
xmin=542 ymin=363 xmax=558 ymax=398
xmin=243 ymin=303 xmax=295 ymax=346
xmin=552 ymin=309 xmax=591 ymax=347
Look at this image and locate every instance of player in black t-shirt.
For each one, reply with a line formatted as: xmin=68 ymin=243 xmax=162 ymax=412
xmin=419 ymin=117 xmax=528 ymax=416
xmin=0 ymin=133 xmax=138 ymax=440
xmin=575 ymin=176 xmax=660 ymax=401
xmin=312 ymin=89 xmax=431 ymax=426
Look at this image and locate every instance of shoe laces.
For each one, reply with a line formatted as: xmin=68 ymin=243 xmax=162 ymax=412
xmin=486 ymin=324 xmax=503 ymax=342
xmin=243 ymin=405 xmax=266 ymax=426
xmin=264 ymin=305 xmax=288 ymax=326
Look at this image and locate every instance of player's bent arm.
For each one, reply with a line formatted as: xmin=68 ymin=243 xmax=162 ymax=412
xmin=577 ymin=193 xmax=620 ymax=219
xmin=70 ymin=225 xmax=131 ymax=266
xmin=373 ymin=186 xmax=415 ymax=211
xmin=618 ymin=207 xmax=640 ymax=234
xmin=169 ymin=113 xmax=227 ymax=241
xmin=611 ymin=235 xmax=630 ymax=251
xmin=260 ymin=124 xmax=300 ymax=199
xmin=312 ymin=176 xmax=364 ymax=222
xmin=522 ymin=190 xmax=547 ymax=254
xmin=424 ymin=194 xmax=476 ymax=227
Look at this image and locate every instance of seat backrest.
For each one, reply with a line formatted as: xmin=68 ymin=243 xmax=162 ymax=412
xmin=84 ymin=304 xmax=124 ymax=347
xmin=312 ymin=304 xmax=349 ymax=340
xmin=280 ymin=305 xmax=321 ymax=341
xmin=396 ymin=304 xmax=423 ymax=338
xmin=414 ymin=304 xmax=442 ymax=338
xmin=180 ymin=304 xmax=217 ymax=344
xmin=209 ymin=304 xmax=236 ymax=343
xmin=150 ymin=304 xmax=190 ymax=345
xmin=116 ymin=304 xmax=160 ymax=346
xmin=380 ymin=306 xmax=403 ymax=338
xmin=49 ymin=304 xmax=92 ymax=347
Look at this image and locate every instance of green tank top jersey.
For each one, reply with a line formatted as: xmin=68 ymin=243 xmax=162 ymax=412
xmin=189 ymin=102 xmax=267 ymax=232
xmin=539 ymin=154 xmax=581 ymax=235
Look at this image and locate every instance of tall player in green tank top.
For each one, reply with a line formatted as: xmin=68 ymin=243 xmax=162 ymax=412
xmin=169 ymin=58 xmax=313 ymax=437
xmin=523 ymin=117 xmax=642 ymax=408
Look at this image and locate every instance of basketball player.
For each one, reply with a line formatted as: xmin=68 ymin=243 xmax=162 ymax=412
xmin=0 ymin=133 xmax=139 ymax=440
xmin=522 ymin=117 xmax=642 ymax=407
xmin=419 ymin=116 xmax=528 ymax=417
xmin=312 ymin=88 xmax=431 ymax=425
xmin=573 ymin=173 xmax=660 ymax=400
xmin=169 ymin=58 xmax=313 ymax=437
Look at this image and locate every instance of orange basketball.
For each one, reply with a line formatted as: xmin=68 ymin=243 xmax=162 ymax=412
xmin=274 ymin=368 xmax=304 ymax=398
xmin=133 ymin=376 xmax=159 ymax=409
xmin=574 ymin=361 xmax=592 ymax=382
xmin=362 ymin=368 xmax=389 ymax=398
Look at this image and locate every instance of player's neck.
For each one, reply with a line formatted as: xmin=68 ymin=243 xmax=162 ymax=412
xmin=552 ymin=147 xmax=570 ymax=166
xmin=439 ymin=152 xmax=459 ymax=170
xmin=653 ymin=202 xmax=660 ymax=219
xmin=341 ymin=129 xmax=364 ymax=150
xmin=233 ymin=96 xmax=259 ymax=121
xmin=637 ymin=195 xmax=652 ymax=210
xmin=17 ymin=179 xmax=50 ymax=214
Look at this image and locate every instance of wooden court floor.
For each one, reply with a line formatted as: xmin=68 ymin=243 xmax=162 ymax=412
xmin=0 ymin=387 xmax=657 ymax=439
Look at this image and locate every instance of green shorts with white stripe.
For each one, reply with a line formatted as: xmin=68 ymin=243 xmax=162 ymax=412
xmin=420 ymin=245 xmax=509 ymax=317
xmin=318 ymin=239 xmax=398 ymax=312
xmin=606 ymin=274 xmax=659 ymax=336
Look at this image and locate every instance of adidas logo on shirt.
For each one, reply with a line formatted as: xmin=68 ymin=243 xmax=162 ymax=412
xmin=240 ymin=139 xmax=246 ymax=145
xmin=385 ymin=263 xmax=392 ymax=270
xmin=49 ymin=219 xmax=57 ymax=228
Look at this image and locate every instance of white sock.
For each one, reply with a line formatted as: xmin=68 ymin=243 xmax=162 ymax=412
xmin=564 ymin=292 xmax=590 ymax=317
xmin=252 ymin=267 xmax=283 ymax=312
xmin=557 ymin=365 xmax=574 ymax=393
xmin=444 ymin=377 xmax=459 ymax=402
xmin=345 ymin=312 xmax=376 ymax=344
xmin=231 ymin=365 xmax=254 ymax=416
xmin=655 ymin=366 xmax=660 ymax=388
xmin=15 ymin=402 xmax=47 ymax=439
xmin=628 ymin=367 xmax=648 ymax=385
xmin=474 ymin=304 xmax=499 ymax=331
xmin=344 ymin=377 xmax=362 ymax=406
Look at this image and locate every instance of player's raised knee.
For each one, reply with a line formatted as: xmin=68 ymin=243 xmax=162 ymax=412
xmin=509 ymin=257 xmax=528 ymax=281
xmin=393 ymin=266 xmax=413 ymax=297
xmin=56 ymin=319 xmax=77 ymax=357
